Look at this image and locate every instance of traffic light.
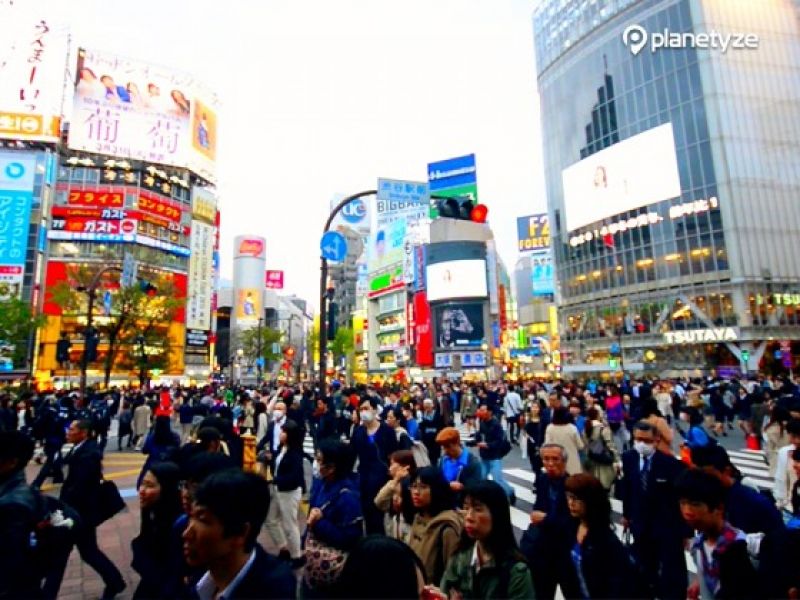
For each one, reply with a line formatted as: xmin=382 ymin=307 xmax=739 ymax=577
xmin=56 ymin=336 xmax=71 ymax=364
xmin=434 ymin=197 xmax=489 ymax=223
xmin=327 ymin=301 xmax=337 ymax=339
xmin=284 ymin=347 xmax=296 ymax=360
xmin=84 ymin=329 xmax=99 ymax=363
xmin=139 ymin=280 xmax=157 ymax=296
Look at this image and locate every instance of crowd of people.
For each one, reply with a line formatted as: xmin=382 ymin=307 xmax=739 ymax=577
xmin=1 ymin=373 xmax=800 ymax=599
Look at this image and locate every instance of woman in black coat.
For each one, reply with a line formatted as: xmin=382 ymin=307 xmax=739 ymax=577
xmin=264 ymin=419 xmax=306 ymax=567
xmin=131 ymin=461 xmax=182 ymax=599
xmin=561 ymin=473 xmax=644 ymax=599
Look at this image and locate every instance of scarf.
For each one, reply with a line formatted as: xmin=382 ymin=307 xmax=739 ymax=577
xmin=692 ymin=522 xmax=746 ymax=596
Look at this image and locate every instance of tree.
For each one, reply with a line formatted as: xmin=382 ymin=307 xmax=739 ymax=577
xmin=50 ymin=265 xmax=183 ymax=388
xmin=330 ymin=327 xmax=354 ymax=379
xmin=232 ymin=326 xmax=282 ymax=369
xmin=0 ymin=296 xmax=44 ymax=369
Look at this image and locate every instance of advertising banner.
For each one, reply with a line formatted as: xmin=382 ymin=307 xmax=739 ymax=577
xmin=50 ymin=216 xmax=138 ymax=236
xmin=68 ymin=48 xmax=219 ymax=181
xmin=0 ymin=152 xmax=35 ymax=295
xmin=186 ymin=220 xmax=214 ymax=330
xmin=561 ymin=123 xmax=680 ymax=232
xmin=517 ymin=213 xmax=550 ymax=253
xmin=371 ymin=178 xmax=430 ymax=280
xmin=66 ymin=188 xmax=125 ymax=208
xmin=426 ymin=259 xmax=488 ymax=302
xmin=236 ymin=288 xmax=261 ymax=322
xmin=531 ymin=250 xmax=554 ymax=296
xmin=191 ymin=186 xmax=217 ymax=224
xmin=265 ymin=270 xmax=284 ymax=289
xmin=0 ymin=6 xmax=66 ymax=142
xmin=434 ymin=302 xmax=485 ymax=349
xmin=427 ymin=154 xmax=478 ymax=203
xmin=412 ymin=292 xmax=433 ymax=367
xmin=137 ymin=191 xmax=182 ymax=222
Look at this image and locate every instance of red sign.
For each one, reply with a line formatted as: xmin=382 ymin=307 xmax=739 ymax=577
xmin=137 ymin=192 xmax=182 ymax=222
xmin=265 ymin=270 xmax=284 ymax=289
xmin=52 ymin=206 xmax=129 ymax=219
xmin=413 ymin=292 xmax=433 ymax=367
xmin=51 ymin=217 xmax=137 ymax=235
xmin=68 ymin=190 xmax=124 ymax=208
xmin=0 ymin=266 xmax=23 ymax=275
xmin=239 ymin=238 xmax=264 ymax=257
xmin=498 ymin=284 xmax=508 ymax=332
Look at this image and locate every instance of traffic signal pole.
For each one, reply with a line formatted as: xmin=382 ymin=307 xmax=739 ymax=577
xmin=78 ymin=266 xmax=122 ymax=400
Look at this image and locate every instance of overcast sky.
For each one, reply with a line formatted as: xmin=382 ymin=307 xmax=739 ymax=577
xmin=45 ymin=0 xmax=546 ymax=308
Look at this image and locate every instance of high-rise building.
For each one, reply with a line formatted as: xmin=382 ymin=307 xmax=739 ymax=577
xmin=534 ymin=0 xmax=800 ymax=375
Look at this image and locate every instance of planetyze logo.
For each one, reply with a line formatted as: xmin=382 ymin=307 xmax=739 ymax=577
xmin=341 ymin=198 xmax=367 ymax=224
xmin=4 ymin=162 xmax=25 ymax=179
xmin=622 ymin=24 xmax=759 ymax=55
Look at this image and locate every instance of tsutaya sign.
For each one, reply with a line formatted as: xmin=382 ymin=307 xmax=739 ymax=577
xmin=664 ymin=327 xmax=739 ymax=345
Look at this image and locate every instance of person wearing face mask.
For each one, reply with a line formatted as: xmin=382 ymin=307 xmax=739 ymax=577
xmin=351 ymin=396 xmax=400 ymax=535
xmin=256 ymin=401 xmax=288 ymax=473
xmin=618 ymin=421 xmax=691 ymax=600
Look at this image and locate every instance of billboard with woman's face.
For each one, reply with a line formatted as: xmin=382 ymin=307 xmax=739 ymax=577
xmin=67 ymin=48 xmax=218 ymax=182
xmin=434 ymin=302 xmax=485 ymax=348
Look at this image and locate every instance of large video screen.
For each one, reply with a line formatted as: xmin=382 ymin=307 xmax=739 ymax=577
xmin=433 ymin=302 xmax=485 ymax=348
xmin=561 ymin=123 xmax=681 ymax=232
xmin=426 ymin=259 xmax=487 ymax=302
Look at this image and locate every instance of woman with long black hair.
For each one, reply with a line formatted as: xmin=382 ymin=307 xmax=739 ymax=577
xmin=430 ymin=480 xmax=534 ymax=599
xmin=131 ymin=461 xmax=182 ymax=599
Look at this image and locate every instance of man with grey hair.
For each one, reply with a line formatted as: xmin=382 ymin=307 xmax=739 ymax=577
xmin=520 ymin=442 xmax=571 ymax=598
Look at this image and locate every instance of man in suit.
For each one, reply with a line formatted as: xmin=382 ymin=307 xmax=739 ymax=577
xmin=521 ymin=443 xmax=572 ymax=599
xmin=256 ymin=401 xmax=287 ymax=462
xmin=618 ymin=420 xmax=690 ymax=599
xmin=60 ymin=419 xmax=126 ymax=599
xmin=184 ymin=469 xmax=295 ymax=599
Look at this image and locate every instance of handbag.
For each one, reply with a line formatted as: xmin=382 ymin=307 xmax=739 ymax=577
xmin=95 ymin=479 xmax=125 ymax=526
xmin=303 ymin=488 xmax=353 ymax=589
xmin=587 ymin=428 xmax=614 ymax=465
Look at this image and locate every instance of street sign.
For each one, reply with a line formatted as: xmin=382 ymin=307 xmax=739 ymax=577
xmin=121 ymin=252 xmax=137 ymax=287
xmin=320 ymin=231 xmax=348 ymax=262
xmin=255 ymin=357 xmax=265 ymax=368
xmin=272 ymin=342 xmax=280 ymax=355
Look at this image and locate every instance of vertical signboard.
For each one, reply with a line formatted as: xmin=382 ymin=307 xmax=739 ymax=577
xmin=0 ymin=5 xmax=66 ymax=142
xmin=531 ymin=251 xmax=555 ymax=296
xmin=232 ymin=235 xmax=266 ymax=330
xmin=265 ymin=270 xmax=284 ymax=289
xmin=0 ymin=152 xmax=35 ymax=298
xmin=413 ymin=292 xmax=434 ymax=367
xmin=186 ymin=187 xmax=216 ymax=331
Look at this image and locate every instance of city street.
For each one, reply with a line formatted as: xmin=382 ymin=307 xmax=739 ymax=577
xmin=23 ymin=417 xmax=773 ymax=598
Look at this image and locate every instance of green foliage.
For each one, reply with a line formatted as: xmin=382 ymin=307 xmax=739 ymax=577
xmin=330 ymin=327 xmax=354 ymax=359
xmin=0 ymin=297 xmax=44 ymax=368
xmin=234 ymin=326 xmax=283 ymax=365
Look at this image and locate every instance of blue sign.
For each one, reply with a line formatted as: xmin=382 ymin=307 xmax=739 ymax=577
xmin=320 ymin=230 xmax=348 ymax=262
xmin=511 ymin=347 xmax=542 ymax=358
xmin=340 ymin=198 xmax=368 ymax=225
xmin=255 ymin=357 xmax=265 ymax=368
xmin=531 ymin=250 xmax=554 ymax=296
xmin=0 ymin=152 xmax=36 ymax=271
xmin=427 ymin=154 xmax=477 ymax=191
xmin=103 ymin=290 xmax=112 ymax=316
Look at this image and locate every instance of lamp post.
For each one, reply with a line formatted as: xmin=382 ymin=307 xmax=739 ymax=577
xmin=256 ymin=317 xmax=263 ymax=384
xmin=77 ymin=266 xmax=122 ymax=399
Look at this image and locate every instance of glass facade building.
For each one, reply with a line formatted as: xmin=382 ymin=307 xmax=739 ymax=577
xmin=534 ymin=0 xmax=800 ymax=374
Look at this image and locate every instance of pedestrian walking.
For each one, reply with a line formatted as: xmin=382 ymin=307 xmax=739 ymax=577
xmin=470 ymin=405 xmax=516 ymax=505
xmin=60 ymin=419 xmax=126 ymax=599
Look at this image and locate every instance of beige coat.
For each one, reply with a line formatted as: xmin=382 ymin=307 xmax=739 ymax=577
xmin=408 ymin=509 xmax=463 ymax=585
xmin=132 ymin=404 xmax=151 ymax=437
xmin=545 ymin=423 xmax=585 ymax=475
xmin=584 ymin=420 xmax=621 ymax=489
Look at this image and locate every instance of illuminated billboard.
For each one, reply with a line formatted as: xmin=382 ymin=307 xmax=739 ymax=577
xmin=0 ymin=6 xmax=66 ymax=142
xmin=561 ymin=123 xmax=681 ymax=232
xmin=67 ymin=48 xmax=219 ymax=181
xmin=426 ymin=260 xmax=488 ymax=302
xmin=236 ymin=288 xmax=261 ymax=322
xmin=0 ymin=151 xmax=36 ymax=296
xmin=433 ymin=303 xmax=485 ymax=349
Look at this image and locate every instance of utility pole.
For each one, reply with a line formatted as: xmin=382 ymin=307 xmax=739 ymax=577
xmin=256 ymin=316 xmax=263 ymax=384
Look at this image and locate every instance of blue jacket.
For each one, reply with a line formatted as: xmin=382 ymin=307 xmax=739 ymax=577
xmin=727 ymin=481 xmax=783 ymax=535
xmin=308 ymin=475 xmax=363 ymax=551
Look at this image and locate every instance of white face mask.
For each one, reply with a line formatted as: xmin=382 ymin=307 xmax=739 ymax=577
xmin=272 ymin=410 xmax=284 ymax=421
xmin=360 ymin=410 xmax=374 ymax=423
xmin=634 ymin=440 xmax=656 ymax=457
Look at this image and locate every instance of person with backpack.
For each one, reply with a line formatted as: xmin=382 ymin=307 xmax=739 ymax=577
xmin=435 ymin=427 xmax=483 ymax=504
xmin=469 ymin=405 xmax=516 ymax=506
xmin=583 ymin=407 xmax=620 ymax=490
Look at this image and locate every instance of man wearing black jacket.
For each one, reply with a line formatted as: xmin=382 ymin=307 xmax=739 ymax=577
xmin=60 ymin=419 xmax=126 ymax=599
xmin=618 ymin=421 xmax=690 ymax=599
xmin=184 ymin=469 xmax=295 ymax=599
xmin=520 ymin=443 xmax=571 ymax=599
xmin=469 ymin=405 xmax=515 ymax=503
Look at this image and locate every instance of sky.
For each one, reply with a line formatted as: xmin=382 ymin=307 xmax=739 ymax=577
xmin=43 ymin=0 xmax=547 ymax=309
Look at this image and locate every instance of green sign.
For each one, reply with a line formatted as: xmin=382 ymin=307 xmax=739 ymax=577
xmin=608 ymin=358 xmax=618 ymax=369
xmin=369 ymin=267 xmax=403 ymax=293
xmin=429 ymin=183 xmax=479 ymax=218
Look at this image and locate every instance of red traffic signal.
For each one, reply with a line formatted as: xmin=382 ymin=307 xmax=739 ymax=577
xmin=284 ymin=347 xmax=295 ymax=359
xmin=470 ymin=204 xmax=489 ymax=223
